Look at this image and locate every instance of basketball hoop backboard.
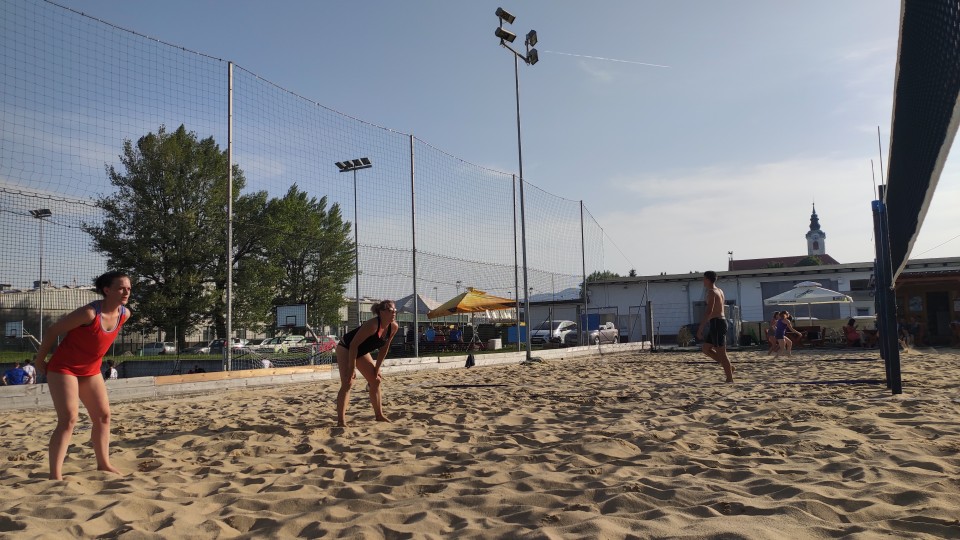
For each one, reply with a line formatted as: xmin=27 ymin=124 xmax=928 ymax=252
xmin=276 ymin=305 xmax=307 ymax=328
xmin=5 ymin=321 xmax=23 ymax=339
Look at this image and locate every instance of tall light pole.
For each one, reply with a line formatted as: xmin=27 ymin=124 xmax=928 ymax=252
xmin=495 ymin=7 xmax=539 ymax=360
xmin=336 ymin=157 xmax=372 ymax=328
xmin=455 ymin=280 xmax=462 ymax=325
xmin=30 ymin=209 xmax=52 ymax=343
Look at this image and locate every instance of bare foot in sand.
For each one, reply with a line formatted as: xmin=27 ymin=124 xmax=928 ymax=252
xmin=98 ymin=464 xmax=123 ymax=475
xmin=375 ymin=415 xmax=392 ymax=423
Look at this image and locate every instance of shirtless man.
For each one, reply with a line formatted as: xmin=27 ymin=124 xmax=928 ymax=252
xmin=696 ymin=270 xmax=734 ymax=383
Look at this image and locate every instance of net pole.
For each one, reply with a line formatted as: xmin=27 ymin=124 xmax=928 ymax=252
xmin=514 ymin=55 xmax=532 ymax=360
xmin=580 ymin=201 xmax=588 ymax=346
xmin=513 ymin=175 xmax=520 ymax=352
xmin=410 ymin=135 xmax=419 ymax=358
xmin=226 ymin=61 xmax=234 ymax=372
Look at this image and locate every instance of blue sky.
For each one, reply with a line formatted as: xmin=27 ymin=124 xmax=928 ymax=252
xmin=36 ymin=0 xmax=960 ymax=275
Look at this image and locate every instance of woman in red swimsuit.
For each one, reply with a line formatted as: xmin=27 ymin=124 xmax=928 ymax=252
xmin=35 ymin=271 xmax=132 ymax=480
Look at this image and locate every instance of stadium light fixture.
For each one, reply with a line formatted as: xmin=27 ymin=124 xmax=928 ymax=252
xmin=495 ymin=27 xmax=516 ymax=43
xmin=496 ymin=7 xmax=516 ymax=24
xmin=493 ymin=8 xmax=541 ymax=360
xmin=30 ymin=208 xmax=52 ymax=343
xmin=336 ymin=157 xmax=372 ymax=327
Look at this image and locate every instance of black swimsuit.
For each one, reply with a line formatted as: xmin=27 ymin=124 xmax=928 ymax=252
xmin=339 ymin=317 xmax=394 ymax=356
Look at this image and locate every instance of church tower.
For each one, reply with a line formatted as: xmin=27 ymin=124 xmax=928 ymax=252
xmin=805 ymin=203 xmax=825 ymax=256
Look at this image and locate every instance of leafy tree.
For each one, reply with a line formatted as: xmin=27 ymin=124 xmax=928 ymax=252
xmin=628 ymin=268 xmax=637 ymax=277
xmin=85 ymin=125 xmax=250 ymax=348
xmin=586 ymin=270 xmax=621 ymax=282
xmin=264 ymin=185 xmax=354 ymax=329
xmin=794 ymin=255 xmax=823 ymax=267
xmin=579 ymin=270 xmax=622 ymax=297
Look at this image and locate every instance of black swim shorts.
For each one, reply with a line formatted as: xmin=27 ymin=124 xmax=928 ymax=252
xmin=705 ymin=318 xmax=727 ymax=347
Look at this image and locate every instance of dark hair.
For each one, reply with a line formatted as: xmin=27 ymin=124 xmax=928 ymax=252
xmin=371 ymin=300 xmax=396 ymax=314
xmin=704 ymin=270 xmax=717 ymax=283
xmin=848 ymin=318 xmax=856 ymax=326
xmin=772 ymin=311 xmax=780 ymax=318
xmin=94 ymin=271 xmax=130 ymax=296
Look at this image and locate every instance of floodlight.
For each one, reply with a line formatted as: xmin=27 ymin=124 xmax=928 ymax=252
xmin=30 ymin=209 xmax=52 ymax=218
xmin=336 ymin=158 xmax=372 ymax=172
xmin=525 ymin=30 xmax=537 ymax=47
xmin=496 ymin=7 xmax=516 ymax=24
xmin=527 ymin=48 xmax=539 ymax=65
xmin=495 ymin=27 xmax=516 ymax=43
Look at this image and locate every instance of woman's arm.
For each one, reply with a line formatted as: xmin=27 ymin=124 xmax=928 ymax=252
xmin=374 ymin=322 xmax=399 ymax=372
xmin=348 ymin=318 xmax=377 ymax=361
xmin=34 ymin=305 xmax=97 ymax=372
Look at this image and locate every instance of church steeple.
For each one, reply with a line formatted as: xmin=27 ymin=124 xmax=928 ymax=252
xmin=805 ymin=203 xmax=825 ymax=255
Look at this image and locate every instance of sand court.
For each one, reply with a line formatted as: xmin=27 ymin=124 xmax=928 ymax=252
xmin=1 ymin=348 xmax=959 ymax=538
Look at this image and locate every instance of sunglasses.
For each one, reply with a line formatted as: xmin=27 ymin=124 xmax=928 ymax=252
xmin=383 ymin=307 xmax=397 ymax=312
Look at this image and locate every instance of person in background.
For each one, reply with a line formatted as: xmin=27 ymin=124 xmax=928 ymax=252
xmin=105 ymin=360 xmax=119 ymax=380
xmin=34 ymin=271 xmax=132 ymax=480
xmin=773 ymin=311 xmax=800 ymax=358
xmin=2 ymin=362 xmax=27 ymax=385
xmin=449 ymin=325 xmax=463 ymax=343
xmin=766 ymin=312 xmax=780 ymax=354
xmin=424 ymin=325 xmax=436 ymax=342
xmin=843 ymin=318 xmax=863 ymax=348
xmin=22 ymin=359 xmax=37 ymax=384
xmin=695 ymin=270 xmax=734 ymax=383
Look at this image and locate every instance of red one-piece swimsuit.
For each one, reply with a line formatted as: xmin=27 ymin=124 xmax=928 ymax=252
xmin=47 ymin=301 xmax=128 ymax=377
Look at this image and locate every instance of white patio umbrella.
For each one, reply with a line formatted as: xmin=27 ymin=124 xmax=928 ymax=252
xmin=394 ymin=292 xmax=441 ymax=315
xmin=763 ymin=281 xmax=854 ymax=320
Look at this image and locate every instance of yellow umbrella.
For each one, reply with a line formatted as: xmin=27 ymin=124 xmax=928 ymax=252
xmin=427 ymin=288 xmax=516 ymax=319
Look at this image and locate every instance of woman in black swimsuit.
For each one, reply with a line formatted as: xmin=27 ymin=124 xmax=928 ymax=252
xmin=336 ymin=300 xmax=399 ymax=427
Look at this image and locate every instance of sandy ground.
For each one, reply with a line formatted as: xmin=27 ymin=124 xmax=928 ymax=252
xmin=1 ymin=347 xmax=959 ymax=539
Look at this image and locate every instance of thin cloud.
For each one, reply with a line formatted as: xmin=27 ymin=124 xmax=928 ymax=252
xmin=543 ymin=50 xmax=671 ymax=68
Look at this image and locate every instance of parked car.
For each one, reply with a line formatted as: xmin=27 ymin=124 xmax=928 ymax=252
xmin=257 ymin=335 xmax=306 ymax=354
xmin=142 ymin=342 xmax=176 ymax=355
xmin=313 ymin=335 xmax=338 ymax=354
xmin=530 ymin=320 xmax=577 ymax=345
xmin=589 ymin=322 xmax=619 ymax=344
xmin=209 ymin=338 xmax=248 ymax=355
xmin=182 ymin=342 xmax=211 ymax=354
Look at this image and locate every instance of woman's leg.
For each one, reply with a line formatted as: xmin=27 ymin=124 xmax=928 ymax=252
xmin=77 ymin=374 xmax=120 ymax=474
xmin=46 ymin=372 xmax=79 ymax=480
xmin=774 ymin=338 xmax=784 ymax=357
xmin=785 ymin=336 xmax=793 ymax=355
xmin=355 ymin=354 xmax=389 ymax=422
xmin=335 ymin=345 xmax=355 ymax=427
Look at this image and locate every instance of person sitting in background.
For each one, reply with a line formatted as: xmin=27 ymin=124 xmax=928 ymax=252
xmin=2 ymin=362 xmax=27 ymax=385
xmin=449 ymin=326 xmax=463 ymax=343
xmin=22 ymin=359 xmax=37 ymax=384
xmin=908 ymin=317 xmax=924 ymax=347
xmin=105 ymin=360 xmax=119 ymax=380
xmin=843 ymin=319 xmax=862 ymax=348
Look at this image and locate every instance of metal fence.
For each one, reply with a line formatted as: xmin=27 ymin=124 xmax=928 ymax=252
xmin=0 ymin=0 xmax=609 ymax=370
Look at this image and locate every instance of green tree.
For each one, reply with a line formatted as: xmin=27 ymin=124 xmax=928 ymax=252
xmin=84 ymin=125 xmax=249 ymax=348
xmin=795 ymin=255 xmax=823 ymax=267
xmin=586 ymin=270 xmax=621 ymax=282
xmin=265 ymin=185 xmax=354 ymax=329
